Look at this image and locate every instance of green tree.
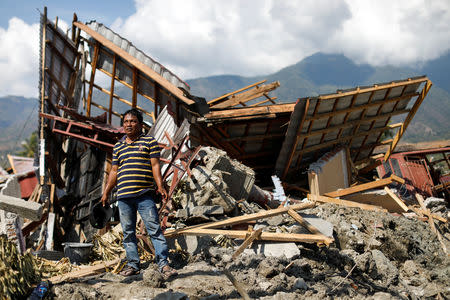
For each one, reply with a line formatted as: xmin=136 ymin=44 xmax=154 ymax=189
xmin=17 ymin=131 xmax=38 ymax=158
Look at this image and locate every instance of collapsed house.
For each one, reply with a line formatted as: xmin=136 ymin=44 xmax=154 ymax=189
xmin=0 ymin=7 xmax=448 ymax=299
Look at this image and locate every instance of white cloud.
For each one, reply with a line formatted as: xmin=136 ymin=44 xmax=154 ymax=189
xmin=0 ymin=17 xmax=69 ymax=98
xmin=327 ymin=0 xmax=450 ymax=66
xmin=0 ymin=18 xmax=39 ymax=97
xmin=0 ymin=1 xmax=449 ymax=98
xmin=112 ymin=0 xmax=450 ymax=80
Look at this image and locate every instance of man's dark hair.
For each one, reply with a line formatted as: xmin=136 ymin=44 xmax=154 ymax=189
xmin=122 ymin=108 xmax=143 ymax=124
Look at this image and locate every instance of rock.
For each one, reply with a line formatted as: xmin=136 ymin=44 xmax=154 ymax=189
xmin=401 ymin=260 xmax=419 ymax=277
xmin=198 ymin=146 xmax=255 ymax=202
xmin=370 ymin=292 xmax=395 ymax=300
xmin=191 ymin=205 xmax=224 ymax=216
xmin=256 ymin=258 xmax=281 ymax=278
xmin=293 ymin=278 xmax=308 ymax=290
xmin=245 ymin=242 xmax=300 ymax=259
xmin=181 ymin=166 xmax=236 ymax=213
xmin=369 ymin=250 xmax=399 ymax=286
xmin=142 ymin=265 xmax=164 ymax=288
xmin=184 ymin=235 xmax=216 ymax=255
xmin=290 ymin=213 xmax=334 ymax=237
xmin=258 ymin=281 xmax=272 ymax=290
xmin=266 ymin=215 xmax=285 ymax=226
xmin=153 ymin=291 xmax=189 ymax=300
xmin=175 ymin=206 xmax=224 ymax=221
xmin=424 ymin=197 xmax=445 ymax=209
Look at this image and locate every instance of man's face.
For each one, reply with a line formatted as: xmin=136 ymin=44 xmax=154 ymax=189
xmin=123 ymin=113 xmax=142 ymax=137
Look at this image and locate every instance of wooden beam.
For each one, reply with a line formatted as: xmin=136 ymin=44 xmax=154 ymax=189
xmin=86 ymin=41 xmax=99 ymax=117
xmin=287 ymin=209 xmax=333 ymax=245
xmin=49 ymin=258 xmax=122 ymax=283
xmin=316 ymin=77 xmax=428 ymax=101
xmin=357 ymin=160 xmax=382 ymax=175
xmin=249 ymin=96 xmax=277 ymax=107
xmin=208 ymin=79 xmax=267 ymax=105
xmin=385 ymin=80 xmax=432 ymax=160
xmin=308 ymin=194 xmax=387 ymax=212
xmin=165 ymin=202 xmax=316 ymax=238
xmin=223 ymin=133 xmax=285 ymax=143
xmin=108 ymin=54 xmax=117 ymax=124
xmin=222 ymin=269 xmax=251 ymax=300
xmin=298 ymin=109 xmax=409 ymax=139
xmin=231 ymin=228 xmax=263 ymax=260
xmin=383 ymin=187 xmax=408 ymax=212
xmin=294 ymin=124 xmax=400 ymax=156
xmin=97 ymin=67 xmax=156 ymax=103
xmin=282 ymin=98 xmax=310 ymax=180
xmin=132 ymin=67 xmax=138 ymax=108
xmin=211 ymin=81 xmax=280 ymax=109
xmin=199 ymin=103 xmax=296 ymax=121
xmin=305 ymin=92 xmax=419 ymax=121
xmin=74 ymin=22 xmax=194 ymax=105
xmin=182 ymin=229 xmax=332 ymax=244
xmin=324 ymin=175 xmax=404 ymax=198
xmin=91 ymin=82 xmax=154 ymax=119
xmin=415 ymin=193 xmax=447 ymax=254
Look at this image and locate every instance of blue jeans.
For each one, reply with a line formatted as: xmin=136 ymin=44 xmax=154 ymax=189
xmin=117 ymin=193 xmax=169 ymax=270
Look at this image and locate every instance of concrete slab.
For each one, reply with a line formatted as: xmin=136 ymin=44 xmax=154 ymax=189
xmin=244 ymin=242 xmax=300 ymax=259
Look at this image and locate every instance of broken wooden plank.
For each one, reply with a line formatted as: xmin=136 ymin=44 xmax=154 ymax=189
xmin=208 ymin=79 xmax=267 ymax=105
xmin=415 ymin=193 xmax=447 ymax=254
xmin=232 ymin=228 xmax=263 ymax=260
xmin=409 ymin=206 xmax=447 ymax=223
xmin=22 ymin=211 xmax=49 ymax=237
xmin=0 ymin=194 xmax=43 ymax=221
xmin=48 ymin=258 xmax=121 ymax=283
xmin=165 ymin=202 xmax=316 ymax=238
xmin=199 ymin=103 xmax=296 ymax=121
xmin=383 ymin=187 xmax=408 ymax=212
xmin=324 ymin=175 xmax=405 ymax=198
xmin=308 ymin=194 xmax=387 ymax=212
xmin=182 ymin=229 xmax=332 ymax=244
xmin=222 ymin=269 xmax=251 ymax=300
xmin=211 ymin=81 xmax=280 ymax=109
xmin=343 ymin=188 xmax=408 ymax=213
xmin=287 ymin=209 xmax=333 ymax=246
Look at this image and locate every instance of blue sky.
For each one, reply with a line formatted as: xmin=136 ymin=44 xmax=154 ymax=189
xmin=0 ymin=0 xmax=134 ymax=28
xmin=1 ymin=0 xmax=449 ymax=98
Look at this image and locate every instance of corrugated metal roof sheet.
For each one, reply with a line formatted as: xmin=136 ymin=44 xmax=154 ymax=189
xmin=86 ymin=21 xmax=190 ymax=92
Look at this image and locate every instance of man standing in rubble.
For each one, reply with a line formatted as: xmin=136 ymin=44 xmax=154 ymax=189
xmin=101 ymin=108 xmax=177 ymax=279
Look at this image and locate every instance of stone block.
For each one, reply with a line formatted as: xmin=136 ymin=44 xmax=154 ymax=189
xmin=244 ymin=242 xmax=300 ymax=259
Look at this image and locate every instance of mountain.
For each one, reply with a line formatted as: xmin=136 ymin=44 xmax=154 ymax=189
xmin=0 ymin=96 xmax=38 ymax=167
xmin=187 ymin=52 xmax=450 ymax=142
xmin=0 ymin=52 xmax=449 ymax=166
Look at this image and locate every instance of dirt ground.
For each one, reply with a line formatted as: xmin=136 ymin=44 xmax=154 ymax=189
xmin=49 ymin=203 xmax=450 ymax=300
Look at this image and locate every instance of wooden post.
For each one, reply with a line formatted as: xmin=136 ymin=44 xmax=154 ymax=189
xmin=385 ymin=80 xmax=432 ymax=160
xmin=132 ymin=67 xmax=138 ymax=108
xmin=108 ymin=55 xmax=117 ymax=124
xmin=282 ymin=98 xmax=310 ymax=180
xmin=86 ymin=42 xmax=100 ymax=117
xmin=39 ymin=7 xmax=47 ymax=185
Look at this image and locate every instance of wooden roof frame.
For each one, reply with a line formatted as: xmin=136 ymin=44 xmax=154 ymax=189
xmin=73 ymin=21 xmax=194 ymax=107
xmin=277 ymin=76 xmax=432 ymax=180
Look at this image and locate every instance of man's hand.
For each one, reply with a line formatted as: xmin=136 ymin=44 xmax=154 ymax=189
xmin=101 ymin=194 xmax=109 ymax=207
xmin=102 ymin=165 xmax=118 ymax=207
xmin=157 ymin=186 xmax=168 ymax=200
